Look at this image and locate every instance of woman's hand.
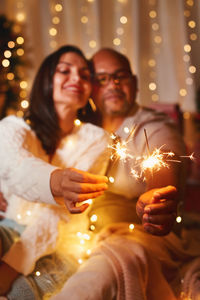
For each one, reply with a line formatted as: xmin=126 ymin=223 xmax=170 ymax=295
xmin=50 ymin=168 xmax=108 ymax=214
xmin=136 ymin=185 xmax=177 ymax=236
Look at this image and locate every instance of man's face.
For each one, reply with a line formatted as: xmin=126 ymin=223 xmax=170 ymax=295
xmin=92 ymin=51 xmax=137 ymax=117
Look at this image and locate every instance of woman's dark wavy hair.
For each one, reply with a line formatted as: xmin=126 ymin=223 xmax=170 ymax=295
xmin=24 ymin=45 xmax=90 ymax=155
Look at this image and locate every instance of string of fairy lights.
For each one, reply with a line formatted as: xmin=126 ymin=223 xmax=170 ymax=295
xmin=182 ymin=0 xmax=198 ymax=121
xmin=148 ymin=0 xmax=160 ymax=103
xmin=1 ymin=0 xmax=199 ymax=278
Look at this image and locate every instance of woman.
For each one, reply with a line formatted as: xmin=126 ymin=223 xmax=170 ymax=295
xmin=0 ymin=45 xmax=109 ymax=298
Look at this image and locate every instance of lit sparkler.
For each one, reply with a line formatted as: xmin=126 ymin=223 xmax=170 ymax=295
xmin=108 ymin=127 xmax=195 ymax=182
xmin=108 ymin=125 xmax=137 ymax=162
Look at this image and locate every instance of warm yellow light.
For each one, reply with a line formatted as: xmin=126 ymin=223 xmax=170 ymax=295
xmin=78 ymin=259 xmax=83 ymax=264
xmin=149 ymin=82 xmax=157 ymax=91
xmin=21 ymin=100 xmax=29 ymax=109
xmin=49 ymin=28 xmax=57 ymax=36
xmin=20 ymin=90 xmax=27 ymax=98
xmin=149 ymin=10 xmax=157 ymax=18
xmin=109 ymin=176 xmax=115 ymax=183
xmin=17 ymin=214 xmax=22 ymax=220
xmin=35 ymin=271 xmax=41 ymax=276
xmin=179 ymin=89 xmax=187 ymax=96
xmin=74 ymin=119 xmax=81 ymax=126
xmin=4 ymin=50 xmax=12 ymax=58
xmin=124 ymin=127 xmax=130 ymax=133
xmin=16 ymin=110 xmax=24 ymax=117
xmin=154 ymin=35 xmax=162 ymax=44
xmin=186 ymin=0 xmax=194 ymax=6
xmin=89 ymin=40 xmax=96 ymax=48
xmin=83 ymin=234 xmax=90 ymax=240
xmin=176 ymin=216 xmax=182 ymax=223
xmin=8 ymin=41 xmax=15 ymax=48
xmin=148 ymin=59 xmax=156 ymax=67
xmin=7 ymin=73 xmax=14 ymax=80
xmin=90 ymin=214 xmax=97 ymax=222
xmin=17 ymin=48 xmax=24 ymax=56
xmin=13 ymin=24 xmax=21 ymax=34
xmin=2 ymin=59 xmax=10 ymax=67
xmin=129 ymin=224 xmax=134 ymax=230
xmin=184 ymin=44 xmax=191 ymax=53
xmin=152 ymin=94 xmax=159 ymax=102
xmin=190 ymin=33 xmax=197 ymax=41
xmin=152 ymin=23 xmax=159 ymax=31
xmin=80 ymin=239 xmax=85 ymax=245
xmin=188 ymin=20 xmax=196 ymax=28
xmin=86 ymin=249 xmax=91 ymax=255
xmin=120 ymin=16 xmax=128 ymax=24
xmin=113 ymin=38 xmax=121 ymax=46
xmin=26 ymin=210 xmax=31 ymax=216
xmin=20 ymin=81 xmax=28 ymax=89
xmin=81 ymin=16 xmax=88 ymax=24
xmin=83 ymin=199 xmax=93 ymax=205
xmin=189 ymin=66 xmax=196 ymax=74
xmin=16 ymin=12 xmax=25 ymax=22
xmin=90 ymin=225 xmax=95 ymax=231
xmin=52 ymin=16 xmax=60 ymax=24
xmin=16 ymin=36 xmax=24 ymax=44
xmin=55 ymin=4 xmax=63 ymax=12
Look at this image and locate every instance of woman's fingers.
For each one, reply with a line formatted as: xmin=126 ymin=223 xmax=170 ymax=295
xmin=62 ymin=181 xmax=108 ymax=194
xmin=64 ymin=191 xmax=105 ymax=214
xmin=64 ymin=168 xmax=108 ymax=184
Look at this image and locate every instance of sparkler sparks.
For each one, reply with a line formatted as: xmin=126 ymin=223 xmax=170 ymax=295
xmin=108 ymin=127 xmax=195 ymax=182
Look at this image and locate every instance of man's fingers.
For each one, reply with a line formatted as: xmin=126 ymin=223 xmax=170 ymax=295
xmin=143 ymin=223 xmax=172 ymax=236
xmin=144 ymin=200 xmax=177 ymax=215
xmin=152 ymin=185 xmax=177 ymax=201
xmin=65 ymin=168 xmax=108 ymax=184
xmin=143 ymin=212 xmax=176 ymax=226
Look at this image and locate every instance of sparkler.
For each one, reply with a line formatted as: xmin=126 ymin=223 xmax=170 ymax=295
xmin=108 ymin=126 xmax=195 ymax=182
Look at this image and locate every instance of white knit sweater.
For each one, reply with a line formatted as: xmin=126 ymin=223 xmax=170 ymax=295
xmin=0 ymin=115 xmax=110 ymax=275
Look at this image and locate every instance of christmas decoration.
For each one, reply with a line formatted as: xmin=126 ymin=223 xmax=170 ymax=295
xmin=0 ymin=14 xmax=27 ymax=119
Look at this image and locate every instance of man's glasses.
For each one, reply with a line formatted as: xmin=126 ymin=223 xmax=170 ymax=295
xmin=93 ymin=70 xmax=133 ymax=86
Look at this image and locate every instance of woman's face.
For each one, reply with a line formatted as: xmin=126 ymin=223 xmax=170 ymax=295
xmin=53 ymin=52 xmax=92 ymax=117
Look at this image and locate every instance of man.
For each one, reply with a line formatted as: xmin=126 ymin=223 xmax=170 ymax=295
xmin=51 ymin=49 xmax=196 ymax=300
xmin=88 ymin=48 xmax=185 ymax=236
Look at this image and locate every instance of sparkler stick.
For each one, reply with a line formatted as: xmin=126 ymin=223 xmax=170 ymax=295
xmin=144 ymin=128 xmax=150 ymax=155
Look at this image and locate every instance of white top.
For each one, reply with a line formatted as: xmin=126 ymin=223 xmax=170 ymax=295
xmin=0 ymin=115 xmax=110 ymax=274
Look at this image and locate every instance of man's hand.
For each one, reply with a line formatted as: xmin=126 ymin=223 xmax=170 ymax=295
xmin=50 ymin=168 xmax=108 ymax=214
xmin=0 ymin=192 xmax=7 ymax=220
xmin=136 ymin=185 xmax=177 ymax=236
